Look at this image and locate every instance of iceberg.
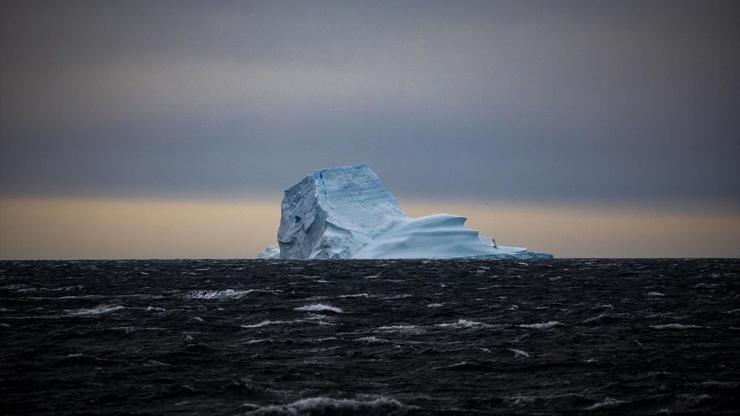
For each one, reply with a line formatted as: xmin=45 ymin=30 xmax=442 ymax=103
xmin=260 ymin=164 xmax=552 ymax=260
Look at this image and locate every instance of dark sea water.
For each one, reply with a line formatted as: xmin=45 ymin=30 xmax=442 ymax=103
xmin=1 ymin=259 xmax=739 ymax=415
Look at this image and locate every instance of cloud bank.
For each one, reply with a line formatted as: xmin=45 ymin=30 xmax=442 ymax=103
xmin=1 ymin=0 xmax=738 ymax=206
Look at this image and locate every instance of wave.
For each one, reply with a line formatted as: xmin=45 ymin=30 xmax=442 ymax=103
xmin=650 ymin=323 xmax=705 ymax=329
xmin=241 ymin=320 xmax=293 ymax=328
xmin=355 ymin=336 xmax=391 ymax=343
xmin=509 ymin=348 xmax=530 ymax=358
xmin=693 ymin=283 xmax=720 ymax=289
xmin=519 ymin=321 xmax=563 ymax=329
xmin=244 ymin=396 xmax=409 ymax=415
xmin=585 ymin=397 xmax=627 ymax=410
xmin=294 ymin=303 xmax=343 ymax=313
xmin=437 ymin=319 xmax=491 ymax=329
xmin=380 ymin=294 xmax=413 ymax=300
xmin=183 ymin=289 xmax=255 ymax=300
xmin=582 ymin=313 xmax=629 ymax=324
xmin=376 ymin=325 xmax=424 ymax=334
xmin=65 ymin=305 xmax=125 ymax=316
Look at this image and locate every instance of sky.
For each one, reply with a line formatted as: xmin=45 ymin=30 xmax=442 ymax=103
xmin=1 ymin=0 xmax=739 ymax=259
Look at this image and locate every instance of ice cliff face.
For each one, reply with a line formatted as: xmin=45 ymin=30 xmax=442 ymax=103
xmin=277 ymin=164 xmax=406 ymax=259
xmin=263 ymin=164 xmax=552 ymax=260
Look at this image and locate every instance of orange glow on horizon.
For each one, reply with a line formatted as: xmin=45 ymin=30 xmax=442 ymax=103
xmin=1 ymin=197 xmax=739 ymax=259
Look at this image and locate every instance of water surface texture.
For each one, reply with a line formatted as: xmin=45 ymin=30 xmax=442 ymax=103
xmin=1 ymin=259 xmax=739 ymax=415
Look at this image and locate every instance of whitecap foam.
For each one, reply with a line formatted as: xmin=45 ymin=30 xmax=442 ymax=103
xmin=65 ymin=305 xmax=125 ymax=316
xmin=294 ymin=303 xmax=343 ymax=313
xmin=380 ymin=294 xmax=413 ymax=300
xmin=585 ymin=397 xmax=627 ymax=410
xmin=338 ymin=293 xmax=371 ymax=298
xmin=245 ymin=396 xmax=408 ymax=415
xmin=509 ymin=348 xmax=530 ymax=358
xmin=437 ymin=319 xmax=491 ymax=329
xmin=647 ymin=291 xmax=665 ymax=297
xmin=518 ymin=321 xmax=563 ymax=329
xmin=241 ymin=320 xmax=293 ymax=328
xmin=583 ymin=313 xmax=629 ymax=324
xmin=377 ymin=324 xmax=425 ymax=334
xmin=307 ymin=337 xmax=338 ymax=343
xmin=650 ymin=323 xmax=705 ymax=329
xmin=183 ymin=289 xmax=255 ymax=300
xmin=355 ymin=336 xmax=390 ymax=343
xmin=693 ymin=283 xmax=720 ymax=289
xmin=427 ymin=303 xmax=444 ymax=308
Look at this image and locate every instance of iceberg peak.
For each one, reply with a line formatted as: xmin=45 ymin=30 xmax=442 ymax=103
xmin=277 ymin=164 xmax=406 ymax=259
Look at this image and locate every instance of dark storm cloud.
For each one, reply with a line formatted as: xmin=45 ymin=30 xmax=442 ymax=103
xmin=1 ymin=0 xmax=738 ymax=204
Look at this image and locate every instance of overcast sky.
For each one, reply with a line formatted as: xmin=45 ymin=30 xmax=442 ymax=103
xmin=1 ymin=0 xmax=739 ymax=206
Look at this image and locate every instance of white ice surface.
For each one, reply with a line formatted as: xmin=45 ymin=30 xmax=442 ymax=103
xmin=353 ymin=213 xmax=532 ymax=259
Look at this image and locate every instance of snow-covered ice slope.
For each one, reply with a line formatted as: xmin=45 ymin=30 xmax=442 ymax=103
xmin=269 ymin=164 xmax=552 ymax=260
xmin=278 ymin=164 xmax=406 ymax=259
xmin=353 ymin=213 xmax=544 ymax=259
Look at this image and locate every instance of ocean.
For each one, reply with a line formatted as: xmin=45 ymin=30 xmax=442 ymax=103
xmin=1 ymin=259 xmax=738 ymax=415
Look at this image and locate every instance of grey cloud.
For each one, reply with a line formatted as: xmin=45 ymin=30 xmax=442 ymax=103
xmin=1 ymin=0 xmax=738 ymax=206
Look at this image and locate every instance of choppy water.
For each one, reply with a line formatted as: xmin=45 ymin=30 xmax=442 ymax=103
xmin=1 ymin=259 xmax=739 ymax=415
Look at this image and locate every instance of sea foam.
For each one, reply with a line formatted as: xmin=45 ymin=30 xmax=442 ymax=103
xmin=437 ymin=319 xmax=491 ymax=329
xmin=183 ymin=289 xmax=254 ymax=300
xmin=294 ymin=304 xmax=343 ymax=313
xmin=245 ymin=396 xmax=408 ymax=415
xmin=65 ymin=305 xmax=125 ymax=316
xmin=519 ymin=321 xmax=563 ymax=329
xmin=650 ymin=323 xmax=705 ymax=330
